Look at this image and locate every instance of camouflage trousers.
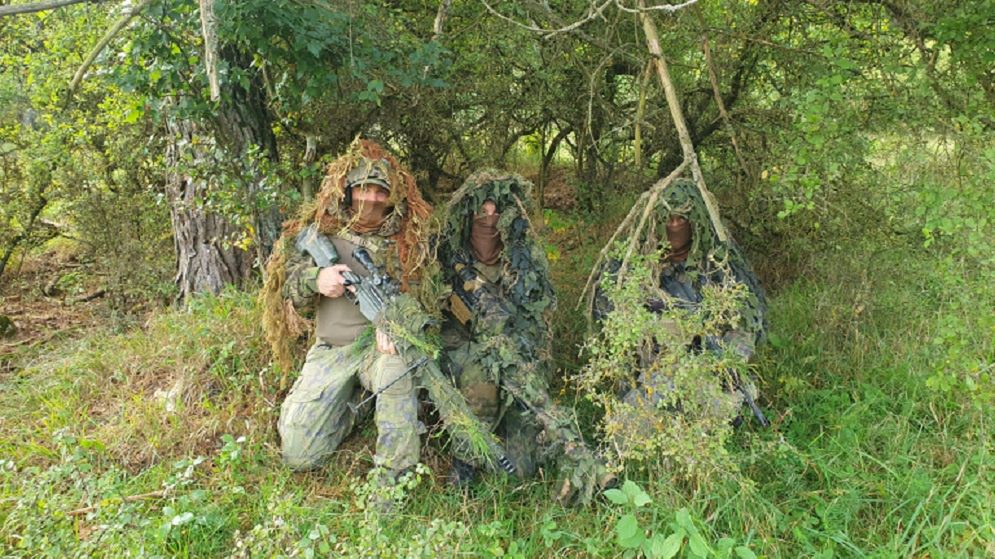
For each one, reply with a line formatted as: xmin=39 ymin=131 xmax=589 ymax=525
xmin=278 ymin=341 xmax=420 ymax=472
xmin=446 ymin=341 xmax=542 ymax=477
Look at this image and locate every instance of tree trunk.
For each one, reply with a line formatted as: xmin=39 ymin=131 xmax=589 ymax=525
xmin=165 ymin=118 xmax=252 ymax=301
xmin=164 ymin=46 xmax=279 ymax=302
xmin=213 ymin=46 xmax=281 ymax=263
xmin=537 ymin=124 xmax=572 ymax=217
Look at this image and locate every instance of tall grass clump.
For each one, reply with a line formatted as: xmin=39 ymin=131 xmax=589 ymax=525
xmin=0 ymin=289 xmax=276 ymax=469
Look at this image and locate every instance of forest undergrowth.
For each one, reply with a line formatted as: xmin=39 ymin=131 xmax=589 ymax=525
xmin=1 ymin=190 xmax=992 ymax=558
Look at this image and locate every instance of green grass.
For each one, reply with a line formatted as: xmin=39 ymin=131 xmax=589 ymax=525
xmin=1 ymin=227 xmax=993 ymax=557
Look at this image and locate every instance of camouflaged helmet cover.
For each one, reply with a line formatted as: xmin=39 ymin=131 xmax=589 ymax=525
xmin=648 ymin=178 xmax=767 ymax=342
xmin=438 ymin=169 xmax=557 ymax=352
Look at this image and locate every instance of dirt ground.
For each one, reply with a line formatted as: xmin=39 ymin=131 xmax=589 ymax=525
xmin=0 ymin=254 xmax=108 ymax=372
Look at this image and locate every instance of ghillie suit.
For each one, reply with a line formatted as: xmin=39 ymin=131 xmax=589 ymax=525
xmin=260 ymin=139 xmax=506 ymax=474
xmin=581 ymin=177 xmax=768 ymax=470
xmin=591 ymin=178 xmax=767 ymax=351
xmin=437 ymin=170 xmax=612 ymax=503
xmin=261 ymin=138 xmax=433 ymax=375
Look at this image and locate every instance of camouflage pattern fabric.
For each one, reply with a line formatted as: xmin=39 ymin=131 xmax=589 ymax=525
xmin=438 ymin=169 xmax=556 ymax=353
xmin=437 ymin=170 xmax=611 ymax=502
xmin=279 ymin=340 xmax=419 ymax=471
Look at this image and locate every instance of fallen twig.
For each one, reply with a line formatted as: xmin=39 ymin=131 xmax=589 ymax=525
xmin=67 ymin=489 xmax=167 ymax=517
xmin=69 ymin=289 xmax=107 ymax=304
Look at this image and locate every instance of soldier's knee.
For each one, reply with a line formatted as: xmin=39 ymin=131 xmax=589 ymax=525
xmin=376 ymin=355 xmax=416 ymax=397
xmin=281 ymin=449 xmax=327 ymax=471
xmin=278 ymin=401 xmax=343 ymax=472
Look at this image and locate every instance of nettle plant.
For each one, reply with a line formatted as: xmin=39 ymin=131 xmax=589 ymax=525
xmin=577 ymin=248 xmax=751 ymax=481
xmin=604 ymin=480 xmax=757 ymax=559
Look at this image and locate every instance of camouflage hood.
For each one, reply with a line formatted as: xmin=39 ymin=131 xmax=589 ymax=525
xmin=648 ymin=178 xmax=767 ymax=341
xmin=438 ymin=169 xmax=556 ymax=352
xmin=260 ymin=138 xmax=434 ymax=373
xmin=306 ymin=138 xmax=432 ymax=282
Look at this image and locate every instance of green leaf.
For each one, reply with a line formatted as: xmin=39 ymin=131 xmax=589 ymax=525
xmin=653 ymin=531 xmax=684 ymax=559
xmin=735 ymin=546 xmax=758 ymax=559
xmin=633 ymin=491 xmax=652 ymax=508
xmin=616 ymin=514 xmax=639 ymax=539
xmin=688 ymin=530 xmax=709 ymax=557
xmin=604 ymin=488 xmax=627 ymax=505
xmin=716 ymin=537 xmax=735 ymax=557
xmin=615 ymin=514 xmax=644 ymax=549
xmin=675 ymin=508 xmax=693 ymax=530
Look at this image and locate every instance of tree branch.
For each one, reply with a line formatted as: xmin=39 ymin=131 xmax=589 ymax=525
xmin=199 ymin=0 xmax=220 ymax=102
xmin=637 ymin=0 xmax=728 ymax=242
xmin=0 ymin=0 xmax=98 ymax=17
xmin=700 ymin=31 xmax=750 ymax=178
xmin=67 ymin=0 xmax=153 ymax=97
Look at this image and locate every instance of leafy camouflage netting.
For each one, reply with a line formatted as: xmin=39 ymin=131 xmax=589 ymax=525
xmin=379 ymin=294 xmax=511 ymax=473
xmin=587 ymin=177 xmax=767 ymax=344
xmin=648 ymin=178 xmax=767 ymax=341
xmin=579 ymin=175 xmax=769 ymax=475
xmin=437 ymin=169 xmax=556 ymax=355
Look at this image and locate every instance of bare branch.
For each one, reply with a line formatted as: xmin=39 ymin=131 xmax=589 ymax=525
xmin=432 ymin=0 xmax=453 ymax=39
xmin=634 ymin=59 xmax=653 ymax=166
xmin=701 ymin=32 xmax=750 ymax=178
xmin=616 ymin=159 xmax=689 ymax=280
xmin=613 ymin=0 xmax=699 ymax=14
xmin=480 ymin=0 xmax=614 ymax=39
xmin=199 ymin=0 xmax=220 ymax=102
xmin=638 ymin=0 xmax=728 ymax=242
xmin=0 ymin=0 xmax=99 ymax=17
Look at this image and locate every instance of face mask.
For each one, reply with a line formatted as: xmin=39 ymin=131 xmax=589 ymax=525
xmin=349 ymin=197 xmax=389 ymax=233
xmin=666 ymin=215 xmax=692 ymax=263
xmin=470 ymin=214 xmax=503 ymax=265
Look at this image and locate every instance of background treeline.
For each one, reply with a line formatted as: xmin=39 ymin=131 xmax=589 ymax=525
xmin=3 ymin=0 xmax=991 ymax=300
xmin=1 ymin=1 xmax=993 ymax=557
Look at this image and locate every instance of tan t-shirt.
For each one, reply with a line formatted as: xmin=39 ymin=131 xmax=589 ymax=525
xmin=315 ymin=237 xmax=371 ymax=347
